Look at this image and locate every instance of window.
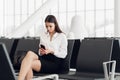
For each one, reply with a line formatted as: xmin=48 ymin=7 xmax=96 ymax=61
xmin=0 ymin=0 xmax=114 ymax=37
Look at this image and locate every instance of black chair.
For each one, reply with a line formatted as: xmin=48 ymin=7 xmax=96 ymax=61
xmin=0 ymin=38 xmax=16 ymax=63
xmin=59 ymin=39 xmax=75 ymax=73
xmin=34 ymin=39 xmax=75 ymax=75
xmin=0 ymin=43 xmax=16 ymax=80
xmin=13 ymin=38 xmax=40 ymax=70
xmin=14 ymin=38 xmax=40 ymax=53
xmin=0 ymin=38 xmax=14 ymax=54
xmin=70 ymin=39 xmax=80 ymax=69
xmin=111 ymin=38 xmax=120 ymax=72
xmin=59 ymin=38 xmax=113 ymax=80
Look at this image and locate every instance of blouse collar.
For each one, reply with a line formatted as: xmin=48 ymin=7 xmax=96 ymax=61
xmin=46 ymin=32 xmax=59 ymax=38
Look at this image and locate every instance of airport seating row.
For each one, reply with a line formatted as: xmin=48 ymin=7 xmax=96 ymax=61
xmin=0 ymin=37 xmax=120 ymax=79
xmin=0 ymin=37 xmax=78 ymax=73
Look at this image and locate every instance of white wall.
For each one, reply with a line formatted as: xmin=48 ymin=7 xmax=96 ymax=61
xmin=114 ymin=0 xmax=120 ymax=37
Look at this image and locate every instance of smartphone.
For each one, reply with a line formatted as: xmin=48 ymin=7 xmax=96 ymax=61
xmin=40 ymin=44 xmax=45 ymax=49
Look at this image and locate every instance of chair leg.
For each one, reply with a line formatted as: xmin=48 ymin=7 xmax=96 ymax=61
xmin=103 ymin=60 xmax=116 ymax=80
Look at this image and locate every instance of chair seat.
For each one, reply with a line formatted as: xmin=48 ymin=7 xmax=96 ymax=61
xmin=59 ymin=71 xmax=104 ymax=80
xmin=59 ymin=73 xmax=94 ymax=80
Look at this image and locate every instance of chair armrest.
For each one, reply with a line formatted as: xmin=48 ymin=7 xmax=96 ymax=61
xmin=103 ymin=60 xmax=116 ymax=80
xmin=32 ymin=74 xmax=59 ymax=80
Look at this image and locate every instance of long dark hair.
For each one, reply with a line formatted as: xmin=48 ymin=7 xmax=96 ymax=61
xmin=45 ymin=15 xmax=62 ymax=33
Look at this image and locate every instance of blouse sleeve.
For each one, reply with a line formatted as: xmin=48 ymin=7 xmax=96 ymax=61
xmin=53 ymin=34 xmax=68 ymax=58
xmin=38 ymin=33 xmax=45 ymax=56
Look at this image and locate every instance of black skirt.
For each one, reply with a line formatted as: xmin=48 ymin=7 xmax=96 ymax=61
xmin=38 ymin=54 xmax=64 ymax=73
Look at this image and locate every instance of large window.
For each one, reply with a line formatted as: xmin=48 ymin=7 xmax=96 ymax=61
xmin=0 ymin=0 xmax=114 ymax=38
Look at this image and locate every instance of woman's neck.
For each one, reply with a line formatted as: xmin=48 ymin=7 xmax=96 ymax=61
xmin=49 ymin=31 xmax=56 ymax=41
xmin=49 ymin=31 xmax=55 ymax=36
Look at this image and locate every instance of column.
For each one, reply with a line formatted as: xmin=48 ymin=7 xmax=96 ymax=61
xmin=114 ymin=0 xmax=120 ymax=37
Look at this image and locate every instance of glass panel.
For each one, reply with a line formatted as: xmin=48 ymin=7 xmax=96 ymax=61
xmin=35 ymin=19 xmax=44 ymax=36
xmin=36 ymin=0 xmax=42 ymax=10
xmin=96 ymin=11 xmax=105 ymax=37
xmin=68 ymin=0 xmax=75 ymax=12
xmin=106 ymin=0 xmax=114 ymax=9
xmin=86 ymin=11 xmax=95 ymax=37
xmin=50 ymin=2 xmax=58 ymax=13
xmin=67 ymin=13 xmax=75 ymax=28
xmin=22 ymin=15 xmax=27 ymax=23
xmin=5 ymin=16 xmax=14 ymax=35
xmin=29 ymin=0 xmax=35 ymax=14
xmin=0 ymin=0 xmax=115 ymax=37
xmin=43 ymin=0 xmax=47 ymax=3
xmin=0 ymin=15 xmax=3 ymax=36
xmin=96 ymin=0 xmax=104 ymax=10
xmin=59 ymin=13 xmax=66 ymax=29
xmin=77 ymin=12 xmax=85 ymax=26
xmin=77 ymin=0 xmax=84 ymax=11
xmin=4 ymin=16 xmax=7 ymax=36
xmin=96 ymin=11 xmax=105 ymax=27
xmin=105 ymin=10 xmax=114 ymax=37
xmin=106 ymin=10 xmax=114 ymax=24
xmin=86 ymin=0 xmax=94 ymax=10
xmin=0 ymin=0 xmax=3 ymax=36
xmin=15 ymin=15 xmax=20 ymax=28
xmin=104 ymin=24 xmax=114 ymax=37
xmin=22 ymin=0 xmax=27 ymax=15
xmin=96 ymin=27 xmax=105 ymax=37
xmin=59 ymin=0 xmax=66 ymax=12
xmin=15 ymin=0 xmax=20 ymax=14
xmin=28 ymin=26 xmax=35 ymax=37
xmin=0 ymin=0 xmax=3 ymax=15
xmin=5 ymin=0 xmax=14 ymax=15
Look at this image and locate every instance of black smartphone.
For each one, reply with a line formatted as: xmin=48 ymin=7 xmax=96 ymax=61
xmin=40 ymin=44 xmax=45 ymax=49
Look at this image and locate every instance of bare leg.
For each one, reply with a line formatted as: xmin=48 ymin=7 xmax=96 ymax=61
xmin=18 ymin=51 xmax=41 ymax=80
xmin=25 ymin=60 xmax=41 ymax=80
xmin=25 ymin=69 xmax=33 ymax=80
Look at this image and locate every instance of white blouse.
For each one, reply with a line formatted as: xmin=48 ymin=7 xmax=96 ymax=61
xmin=39 ymin=32 xmax=68 ymax=58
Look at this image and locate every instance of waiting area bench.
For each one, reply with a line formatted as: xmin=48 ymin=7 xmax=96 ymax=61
xmin=1 ymin=37 xmax=120 ymax=80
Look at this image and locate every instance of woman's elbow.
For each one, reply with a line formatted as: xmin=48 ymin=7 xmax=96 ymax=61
xmin=61 ymin=52 xmax=67 ymax=58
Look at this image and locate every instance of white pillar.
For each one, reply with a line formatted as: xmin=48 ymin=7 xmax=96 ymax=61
xmin=114 ymin=0 xmax=120 ymax=37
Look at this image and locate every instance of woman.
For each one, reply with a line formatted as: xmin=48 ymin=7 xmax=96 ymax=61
xmin=18 ymin=15 xmax=68 ymax=80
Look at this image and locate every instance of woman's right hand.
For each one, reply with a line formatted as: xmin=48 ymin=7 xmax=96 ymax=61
xmin=39 ymin=48 xmax=46 ymax=55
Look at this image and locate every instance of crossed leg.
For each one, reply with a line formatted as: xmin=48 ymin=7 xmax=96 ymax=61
xmin=18 ymin=51 xmax=41 ymax=80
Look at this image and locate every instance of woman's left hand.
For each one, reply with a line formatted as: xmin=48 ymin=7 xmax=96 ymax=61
xmin=44 ymin=49 xmax=54 ymax=55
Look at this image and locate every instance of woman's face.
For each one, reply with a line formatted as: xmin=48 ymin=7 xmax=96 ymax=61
xmin=45 ymin=22 xmax=55 ymax=33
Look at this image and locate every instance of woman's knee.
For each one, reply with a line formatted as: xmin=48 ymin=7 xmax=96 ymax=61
xmin=25 ymin=51 xmax=38 ymax=60
xmin=31 ymin=60 xmax=41 ymax=72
